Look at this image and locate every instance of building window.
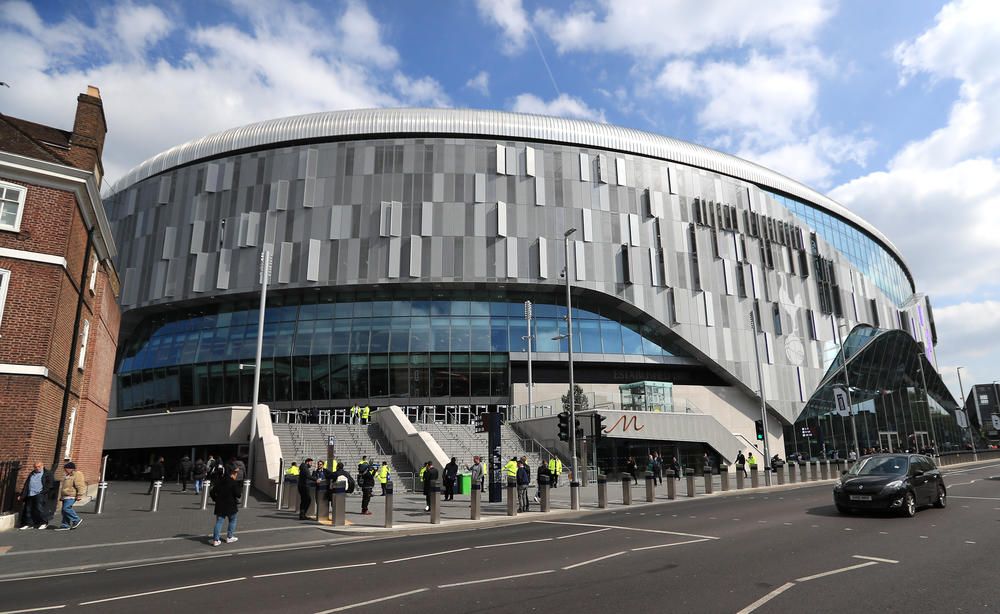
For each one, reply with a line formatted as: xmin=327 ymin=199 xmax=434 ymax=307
xmin=78 ymin=319 xmax=91 ymax=371
xmin=806 ymin=309 xmax=818 ymax=340
xmin=772 ymin=303 xmax=783 ymax=336
xmin=0 ymin=181 xmax=27 ymax=232
xmin=0 ymin=269 xmax=9 ymax=329
xmin=88 ymin=257 xmax=99 ymax=294
xmin=870 ymin=299 xmax=880 ymax=327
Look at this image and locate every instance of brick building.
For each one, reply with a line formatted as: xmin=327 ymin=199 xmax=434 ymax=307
xmin=0 ymin=86 xmax=120 ymax=509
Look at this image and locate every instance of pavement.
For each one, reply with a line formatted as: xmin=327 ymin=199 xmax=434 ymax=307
xmin=1 ymin=460 xmax=998 ymax=612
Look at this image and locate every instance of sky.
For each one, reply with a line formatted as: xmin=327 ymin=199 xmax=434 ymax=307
xmin=1 ymin=0 xmax=998 ymax=402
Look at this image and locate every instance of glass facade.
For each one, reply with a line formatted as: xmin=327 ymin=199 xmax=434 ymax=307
xmin=767 ymin=190 xmax=913 ymax=306
xmin=117 ymin=294 xmax=688 ymax=411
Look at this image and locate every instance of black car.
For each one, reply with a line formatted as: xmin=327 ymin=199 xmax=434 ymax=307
xmin=833 ymin=454 xmax=946 ymax=517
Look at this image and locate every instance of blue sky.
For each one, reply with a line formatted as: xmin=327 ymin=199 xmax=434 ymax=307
xmin=2 ymin=0 xmax=998 ymax=400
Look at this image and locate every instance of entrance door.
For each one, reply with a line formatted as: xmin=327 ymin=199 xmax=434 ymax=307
xmin=912 ymin=431 xmax=930 ymax=452
xmin=878 ymin=431 xmax=899 ymax=453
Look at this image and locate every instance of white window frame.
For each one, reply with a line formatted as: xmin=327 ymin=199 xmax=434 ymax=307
xmin=0 ymin=268 xmax=10 ymax=330
xmin=0 ymin=180 xmax=27 ymax=233
xmin=88 ymin=256 xmax=99 ymax=294
xmin=77 ymin=319 xmax=90 ymax=371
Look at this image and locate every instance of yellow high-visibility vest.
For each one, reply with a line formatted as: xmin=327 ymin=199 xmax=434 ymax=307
xmin=504 ymin=460 xmax=518 ymax=478
xmin=285 ymin=465 xmax=299 ymax=476
xmin=747 ymin=456 xmax=757 ymax=467
xmin=377 ymin=465 xmax=389 ymax=483
xmin=329 ymin=460 xmax=339 ymax=472
xmin=419 ymin=466 xmax=426 ymax=481
xmin=362 ymin=406 xmax=371 ymax=419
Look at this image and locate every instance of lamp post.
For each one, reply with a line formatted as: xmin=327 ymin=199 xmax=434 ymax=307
xmin=247 ymin=248 xmax=272 ymax=489
xmin=563 ymin=228 xmax=578 ymax=489
xmin=523 ymin=300 xmax=534 ymax=419
xmin=956 ymin=367 xmax=978 ymax=460
xmin=747 ymin=310 xmax=771 ymax=486
xmin=916 ymin=349 xmax=937 ymax=455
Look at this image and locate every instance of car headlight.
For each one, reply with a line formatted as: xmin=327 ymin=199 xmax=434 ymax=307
xmin=880 ymin=480 xmax=904 ymax=494
xmin=833 ymin=479 xmax=843 ymax=490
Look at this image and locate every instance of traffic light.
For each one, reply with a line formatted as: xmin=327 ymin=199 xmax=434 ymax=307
xmin=557 ymin=411 xmax=570 ymax=442
xmin=755 ymin=419 xmax=764 ymax=441
xmin=592 ymin=413 xmax=606 ymax=441
xmin=575 ymin=418 xmax=584 ymax=439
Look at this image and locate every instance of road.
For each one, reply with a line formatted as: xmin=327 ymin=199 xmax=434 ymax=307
xmin=2 ymin=461 xmax=998 ymax=613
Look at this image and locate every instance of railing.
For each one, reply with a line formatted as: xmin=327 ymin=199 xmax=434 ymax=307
xmin=0 ymin=460 xmax=20 ymax=514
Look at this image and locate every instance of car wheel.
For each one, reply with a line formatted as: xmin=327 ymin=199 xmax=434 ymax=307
xmin=933 ymin=485 xmax=946 ymax=508
xmin=901 ymin=491 xmax=916 ymax=517
xmin=836 ymin=504 xmax=851 ymax=515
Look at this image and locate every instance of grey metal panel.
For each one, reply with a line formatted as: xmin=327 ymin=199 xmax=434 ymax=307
xmin=193 ymin=253 xmax=209 ymax=292
xmin=189 ymin=221 xmax=204 ymax=255
xmin=388 ymin=237 xmax=401 ymax=278
xmin=474 ymin=173 xmax=486 ymax=203
xmin=574 ymin=241 xmax=586 ymax=281
xmin=247 ymin=212 xmax=260 ymax=247
xmin=534 ymin=177 xmax=545 ymax=206
xmin=162 ymin=226 xmax=176 ymax=259
xmin=598 ymin=154 xmax=609 ymax=183
xmin=421 ymin=202 xmax=433 ymax=237
xmin=506 ymin=237 xmax=518 ymax=278
xmin=278 ymin=241 xmax=293 ymax=283
xmin=157 ymin=176 xmax=171 ymax=204
xmin=216 ymin=248 xmax=232 ymax=290
xmin=379 ymin=202 xmax=391 ymax=237
xmin=306 ymin=239 xmax=321 ymax=281
xmin=616 ymin=157 xmax=627 ymax=186
xmin=526 ymin=146 xmax=536 ymax=177
xmin=582 ymin=208 xmax=592 ymax=242
xmin=579 ymin=152 xmax=590 ymax=182
xmin=538 ymin=236 xmax=548 ymax=279
xmin=222 ymin=161 xmax=234 ymax=190
xmin=667 ymin=167 xmax=677 ymax=195
xmin=497 ymin=201 xmax=508 ymax=237
xmin=390 ymin=201 xmax=402 ymax=237
xmin=122 ymin=267 xmax=138 ymax=306
xmin=409 ymin=235 xmax=421 ymax=277
xmin=270 ymin=180 xmax=289 ymax=211
xmin=629 ymin=213 xmax=640 ymax=246
xmin=205 ymin=163 xmax=220 ymax=192
xmin=495 ymin=144 xmax=506 ymax=175
xmin=506 ymin=146 xmax=516 ymax=176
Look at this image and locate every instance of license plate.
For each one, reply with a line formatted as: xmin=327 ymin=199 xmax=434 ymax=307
xmin=849 ymin=495 xmax=872 ymax=501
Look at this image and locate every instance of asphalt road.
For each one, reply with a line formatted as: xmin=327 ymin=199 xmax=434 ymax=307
xmin=2 ymin=461 xmax=998 ymax=614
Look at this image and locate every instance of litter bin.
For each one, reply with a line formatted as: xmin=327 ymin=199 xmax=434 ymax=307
xmin=458 ymin=473 xmax=471 ymax=496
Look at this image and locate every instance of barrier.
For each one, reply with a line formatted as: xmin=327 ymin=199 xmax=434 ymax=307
xmin=241 ymin=479 xmax=251 ymax=509
xmin=570 ymin=481 xmax=580 ymax=511
xmin=776 ymin=465 xmax=785 ymax=485
xmin=719 ymin=464 xmax=729 ymax=492
xmin=809 ymin=461 xmax=819 ymax=482
xmin=820 ymin=461 xmax=830 ymax=480
xmin=332 ymin=484 xmax=346 ymax=527
xmin=506 ymin=478 xmax=517 ymax=517
xmin=430 ymin=479 xmax=441 ymax=524
xmin=385 ymin=484 xmax=394 ymax=528
xmin=149 ymin=480 xmax=163 ymax=512
xmin=540 ymin=475 xmax=550 ymax=512
xmin=665 ymin=470 xmax=676 ymax=499
xmin=685 ymin=469 xmax=696 ymax=497
xmin=597 ymin=474 xmax=607 ymax=508
xmin=788 ymin=463 xmax=797 ymax=483
xmin=750 ymin=466 xmax=759 ymax=488
xmin=703 ymin=470 xmax=713 ymax=495
xmin=622 ymin=475 xmax=632 ymax=505
xmin=736 ymin=466 xmax=745 ymax=490
xmin=645 ymin=471 xmax=655 ymax=502
xmin=471 ymin=482 xmax=481 ymax=520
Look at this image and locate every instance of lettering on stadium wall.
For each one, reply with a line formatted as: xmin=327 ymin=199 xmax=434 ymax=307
xmin=605 ymin=415 xmax=646 ymax=434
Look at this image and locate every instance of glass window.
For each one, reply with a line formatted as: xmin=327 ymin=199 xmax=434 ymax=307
xmin=600 ymin=321 xmax=623 ymax=354
xmin=621 ymin=324 xmax=644 ymax=355
xmin=579 ymin=321 xmax=602 ymax=353
xmin=0 ymin=182 xmax=27 ymax=232
xmin=450 ymin=353 xmax=471 ymax=396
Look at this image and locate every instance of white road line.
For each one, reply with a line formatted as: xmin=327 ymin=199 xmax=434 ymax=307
xmin=965 ymin=541 xmax=976 ymax=544
xmin=630 ymin=538 xmax=711 ymax=552
xmin=438 ymin=570 xmax=555 ymax=588
xmin=474 ymin=538 xmax=552 ymax=549
xmin=943 ymin=463 xmax=1000 ymax=475
xmin=736 ymin=582 xmax=796 ymax=614
xmin=795 ymin=561 xmax=878 ymax=583
xmin=0 ymin=606 xmax=66 ymax=614
xmin=237 ymin=544 xmax=325 ymax=556
xmin=108 ymin=554 xmax=231 ymax=571
xmin=533 ymin=520 xmax=718 ymax=540
xmin=562 ymin=551 xmax=627 ymax=570
xmin=314 ymin=588 xmax=429 ymax=613
xmin=555 ymin=528 xmax=611 ymax=540
xmin=948 ymin=481 xmax=975 ymax=487
xmin=950 ymin=495 xmax=1000 ymax=501
xmin=253 ymin=562 xmax=376 ymax=579
xmin=78 ymin=577 xmax=245 ymax=606
xmin=852 ymin=555 xmax=899 ymax=564
xmin=0 ymin=571 xmax=95 ymax=584
xmin=383 ymin=548 xmax=469 ymax=564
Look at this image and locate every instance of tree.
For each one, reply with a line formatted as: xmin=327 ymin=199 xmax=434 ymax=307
xmin=562 ymin=385 xmax=589 ymax=412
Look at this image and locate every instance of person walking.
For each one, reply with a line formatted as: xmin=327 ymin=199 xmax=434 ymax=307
xmin=422 ymin=461 xmax=439 ymax=512
xmin=358 ymin=461 xmax=375 ymax=515
xmin=735 ymin=451 xmax=747 ymax=477
xmin=466 ymin=456 xmax=484 ymax=499
xmin=147 ymin=456 xmax=165 ymax=494
xmin=747 ymin=452 xmax=757 ymax=473
xmin=671 ymin=456 xmax=681 ymax=480
xmin=443 ymin=457 xmax=458 ymax=501
xmin=55 ymin=462 xmax=86 ymax=531
xmin=516 ymin=460 xmax=530 ymax=512
xmin=626 ymin=456 xmax=638 ymax=485
xmin=534 ymin=460 xmax=550 ymax=503
xmin=192 ymin=458 xmax=208 ymax=494
xmin=232 ymin=457 xmax=247 ymax=482
xmin=702 ymin=453 xmax=712 ymax=474
xmin=206 ymin=455 xmax=218 ymax=476
xmin=178 ymin=456 xmax=193 ymax=492
xmin=209 ymin=465 xmax=242 ymax=546
xmin=350 ymin=404 xmax=359 ymax=424
xmin=548 ymin=456 xmax=562 ymax=488
xmin=377 ymin=461 xmax=390 ymax=496
xmin=297 ymin=458 xmax=315 ymax=520
xmin=17 ymin=462 xmax=55 ymax=530
xmin=361 ymin=405 xmax=371 ymax=424
xmin=653 ymin=452 xmax=663 ymax=485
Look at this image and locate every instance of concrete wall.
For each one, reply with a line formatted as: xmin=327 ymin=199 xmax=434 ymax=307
xmin=103 ymin=406 xmax=250 ymax=449
xmin=373 ymin=406 xmax=449 ymax=472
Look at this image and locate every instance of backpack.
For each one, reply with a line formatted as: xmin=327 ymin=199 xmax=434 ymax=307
xmin=345 ymin=472 xmax=356 ymax=494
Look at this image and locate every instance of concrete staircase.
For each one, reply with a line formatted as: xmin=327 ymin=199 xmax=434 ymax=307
xmin=271 ymin=423 xmax=414 ymax=486
xmin=415 ymin=423 xmax=551 ymax=472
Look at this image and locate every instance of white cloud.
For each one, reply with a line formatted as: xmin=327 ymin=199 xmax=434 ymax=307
xmin=741 ymin=130 xmax=876 ymax=188
xmin=537 ymin=0 xmax=833 ymax=58
xmin=465 ymin=70 xmax=490 ymax=97
xmin=336 ymin=0 xmax=399 ymax=69
xmin=510 ymin=93 xmax=606 ymax=123
xmin=475 ymin=0 xmax=530 ymax=55
xmin=392 ymin=73 xmax=450 ymax=107
xmin=933 ymin=300 xmax=1000 ymax=401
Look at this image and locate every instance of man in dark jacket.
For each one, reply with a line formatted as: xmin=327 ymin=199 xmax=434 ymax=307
xmin=17 ymin=462 xmax=55 ymax=530
xmin=422 ymin=461 xmax=438 ymax=512
xmin=442 ymin=457 xmax=458 ymax=501
xmin=516 ymin=460 xmax=530 ymax=512
xmin=297 ymin=458 xmax=315 ymax=520
xmin=178 ymin=456 xmax=193 ymax=492
xmin=534 ymin=462 xmax=550 ymax=504
xmin=147 ymin=457 xmax=165 ymax=494
xmin=192 ymin=458 xmax=208 ymax=494
xmin=209 ymin=466 xmax=242 ymax=546
xmin=357 ymin=461 xmax=375 ymax=515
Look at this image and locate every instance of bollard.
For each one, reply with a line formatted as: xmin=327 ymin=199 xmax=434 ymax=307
xmin=430 ymin=479 xmax=441 ymax=524
xmin=471 ymin=482 xmax=481 ymax=520
xmin=570 ymin=481 xmax=580 ymax=510
xmin=242 ymin=479 xmax=251 ymax=509
xmin=333 ymin=485 xmax=346 ymax=527
xmin=833 ymin=460 xmax=844 ymax=477
xmin=665 ymin=470 xmax=676 ymax=499
xmin=736 ymin=466 xmax=745 ymax=490
xmin=597 ymin=474 xmax=607 ymax=508
xmin=719 ymin=464 xmax=729 ymax=492
xmin=750 ymin=466 xmax=759 ymax=488
xmin=820 ymin=461 xmax=830 ymax=480
xmin=645 ymin=471 xmax=655 ymax=502
xmin=506 ymin=478 xmax=517 ymax=516
xmin=809 ymin=461 xmax=819 ymax=482
xmin=150 ymin=480 xmax=163 ymax=512
xmin=788 ymin=463 xmax=797 ymax=483
xmin=776 ymin=465 xmax=785 ymax=485
xmin=798 ymin=462 xmax=807 ymax=484
xmin=287 ymin=480 xmax=300 ymax=512
xmin=275 ymin=459 xmax=284 ymax=510
xmin=685 ymin=469 xmax=696 ymax=497
xmin=385 ymin=484 xmax=394 ymax=528
xmin=622 ymin=475 xmax=632 ymax=505
xmin=200 ymin=481 xmax=211 ymax=510
xmin=314 ymin=485 xmax=321 ymax=520
xmin=703 ymin=470 xmax=713 ymax=495
xmin=540 ymin=475 xmax=550 ymax=512
xmin=95 ymin=481 xmax=109 ymax=514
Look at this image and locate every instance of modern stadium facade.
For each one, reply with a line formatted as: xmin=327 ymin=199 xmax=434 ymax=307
xmin=102 ymin=108 xmax=972 ymax=468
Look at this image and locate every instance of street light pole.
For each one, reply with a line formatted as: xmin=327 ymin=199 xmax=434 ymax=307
xmin=563 ymin=228 xmax=579 ymax=494
xmin=248 ymin=248 xmax=272 ymax=488
xmin=748 ymin=310 xmax=771 ymax=487
xmin=956 ymin=367 xmax=977 ymax=460
xmin=916 ymin=350 xmax=937 ymax=455
xmin=523 ymin=300 xmax=534 ymax=419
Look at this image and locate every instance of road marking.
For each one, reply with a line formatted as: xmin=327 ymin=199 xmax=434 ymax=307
xmin=108 ymin=554 xmax=232 ymax=571
xmin=631 ymin=538 xmax=711 ymax=552
xmin=562 ymin=551 xmax=627 ymax=570
xmin=237 ymin=544 xmax=325 ymax=556
xmin=736 ymin=582 xmax=796 ymax=614
xmin=853 ymin=555 xmax=899 ymax=564
xmin=0 ymin=570 xmax=95 ymax=584
xmin=965 ymin=541 xmax=976 ymax=544
xmin=783 ymin=522 xmax=792 ymax=526
xmin=78 ymin=577 xmax=245 ymax=605
xmin=314 ymin=588 xmax=429 ymax=613
xmin=383 ymin=548 xmax=469 ymax=564
xmin=533 ymin=520 xmax=718 ymax=540
xmin=795 ymin=561 xmax=878 ymax=583
xmin=438 ymin=569 xmax=554 ymax=588
xmin=556 ymin=528 xmax=611 ymax=540
xmin=253 ymin=562 xmax=376 ymax=578
xmin=474 ymin=538 xmax=552 ymax=549
xmin=947 ymin=481 xmax=975 ymax=487
xmin=879 ymin=531 xmax=888 ymax=535
xmin=0 ymin=607 xmax=66 ymax=614
xmin=950 ymin=495 xmax=1000 ymax=501
xmin=943 ymin=463 xmax=1000 ymax=475
xmin=844 ymin=528 xmax=853 ymax=531
xmin=920 ymin=536 xmax=928 ymax=539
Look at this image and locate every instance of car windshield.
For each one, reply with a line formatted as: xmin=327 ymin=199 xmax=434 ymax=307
xmin=847 ymin=456 xmax=908 ymax=476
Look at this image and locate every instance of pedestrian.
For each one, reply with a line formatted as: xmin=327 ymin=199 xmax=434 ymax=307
xmin=504 ymin=456 xmax=518 ymax=486
xmin=626 ymin=456 xmax=638 ymax=485
xmin=232 ymin=457 xmax=246 ymax=481
xmin=178 ymin=455 xmax=193 ymax=492
xmin=653 ymin=452 xmax=663 ymax=485
xmin=848 ymin=449 xmax=857 ymax=462
xmin=466 ymin=456 xmax=484 ymax=499
xmin=358 ymin=461 xmax=375 ymax=515
xmin=192 ymin=458 xmax=208 ymax=494
xmin=548 ymin=456 xmax=562 ymax=488
xmin=55 ymin=462 xmax=86 ymax=531
xmin=297 ymin=458 xmax=315 ymax=520
xmin=206 ymin=455 xmax=218 ymax=476
xmin=350 ymin=404 xmax=359 ymax=424
xmin=147 ymin=456 xmax=165 ymax=494
xmin=377 ymin=461 xmax=390 ymax=496
xmin=735 ymin=450 xmax=747 ymax=477
xmin=520 ymin=456 xmax=531 ymax=481
xmin=209 ymin=465 xmax=242 ymax=546
xmin=534 ymin=460 xmax=550 ymax=503
xmin=516 ymin=460 xmax=530 ymax=512
xmin=702 ymin=453 xmax=712 ymax=474
xmin=443 ymin=457 xmax=458 ymax=501
xmin=671 ymin=456 xmax=681 ymax=480
xmin=423 ymin=461 xmax=439 ymax=512
xmin=17 ymin=461 xmax=55 ymax=530
xmin=361 ymin=405 xmax=371 ymax=424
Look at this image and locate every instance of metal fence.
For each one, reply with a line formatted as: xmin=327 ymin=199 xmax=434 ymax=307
xmin=0 ymin=460 xmax=20 ymax=514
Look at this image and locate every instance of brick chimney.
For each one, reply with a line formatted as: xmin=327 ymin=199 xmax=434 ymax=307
xmin=67 ymin=85 xmax=108 ymax=185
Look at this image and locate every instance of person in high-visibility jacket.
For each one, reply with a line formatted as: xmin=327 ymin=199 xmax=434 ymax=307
xmin=350 ymin=405 xmax=360 ymax=424
xmin=548 ymin=457 xmax=563 ymax=487
xmin=503 ymin=457 xmax=518 ymax=485
xmin=329 ymin=458 xmax=339 ymax=472
xmin=377 ymin=462 xmax=390 ymax=496
xmin=361 ymin=405 xmax=371 ymax=424
xmin=285 ymin=462 xmax=300 ymax=476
